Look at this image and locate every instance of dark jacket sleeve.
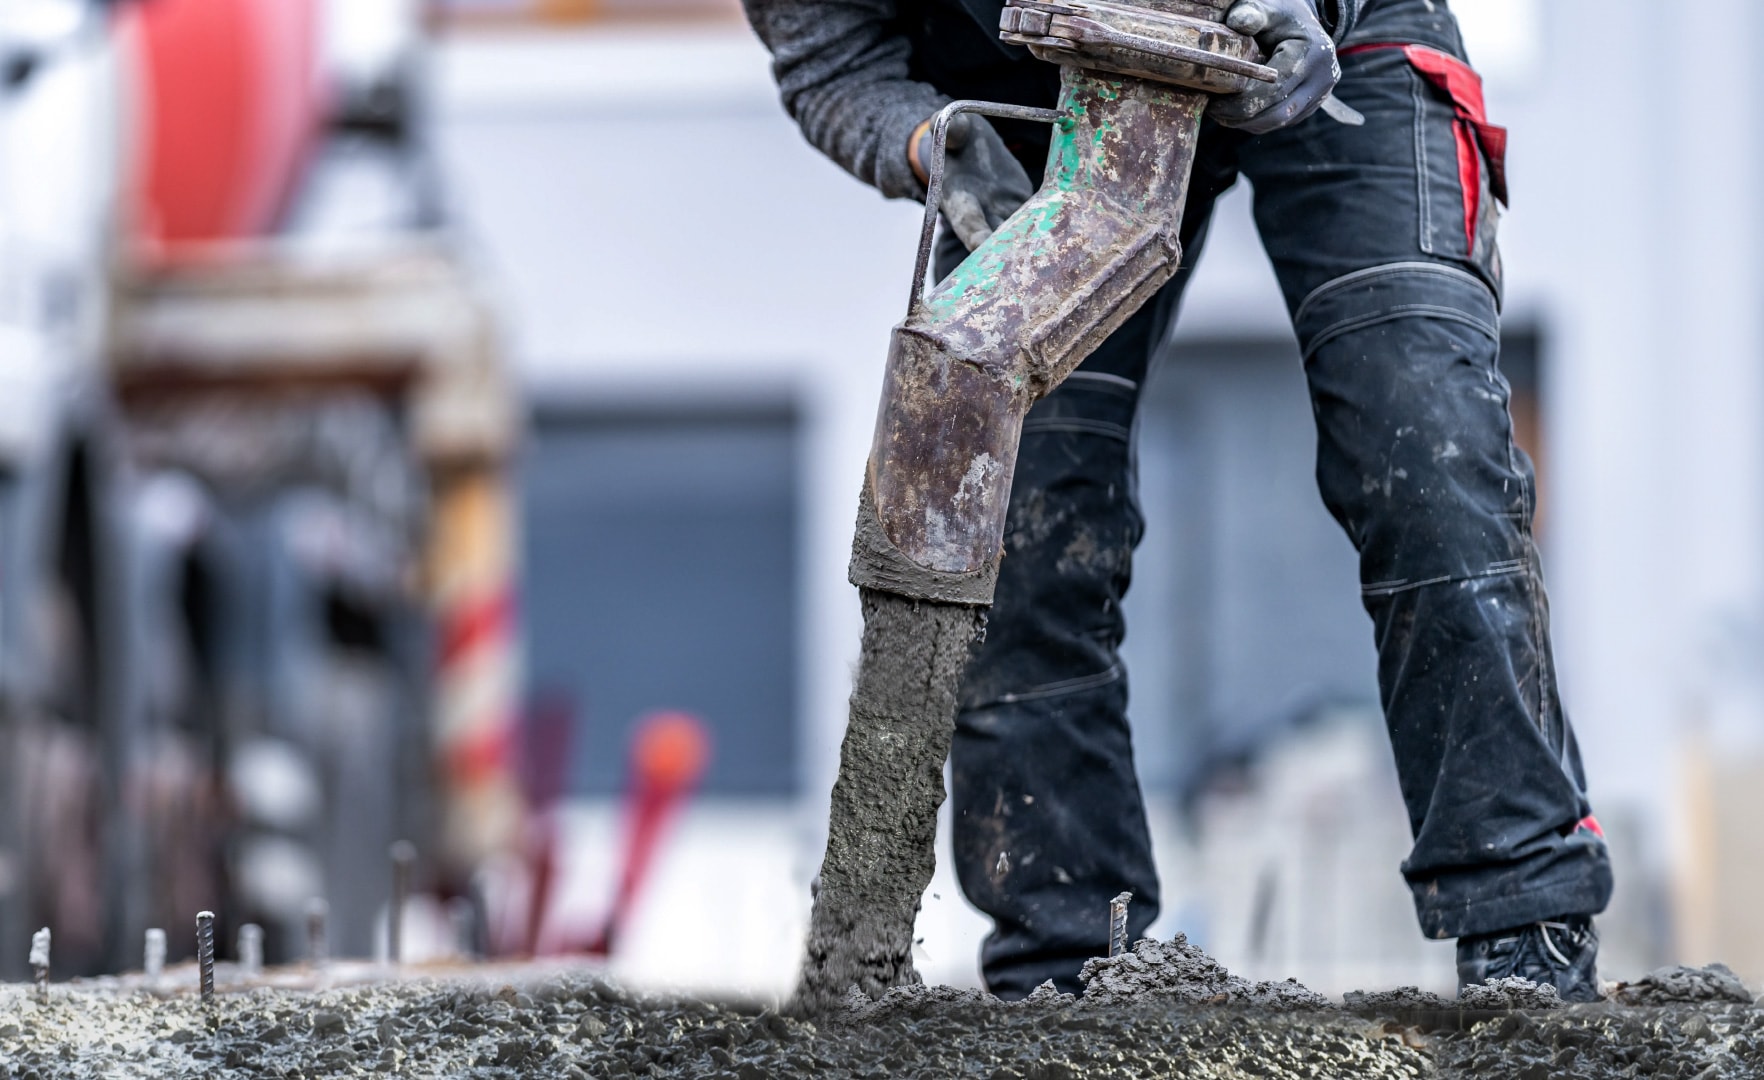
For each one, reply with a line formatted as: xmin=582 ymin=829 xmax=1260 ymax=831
xmin=743 ymin=0 xmax=947 ymax=201
xmin=1322 ymin=0 xmax=1361 ymax=42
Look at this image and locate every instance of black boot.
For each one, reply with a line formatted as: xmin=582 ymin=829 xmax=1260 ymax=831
xmin=1456 ymin=916 xmax=1601 ymax=1003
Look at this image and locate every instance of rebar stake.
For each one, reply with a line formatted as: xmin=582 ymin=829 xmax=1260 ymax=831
xmin=196 ymin=911 xmax=216 ymax=1005
xmin=29 ymin=928 xmax=49 ymax=1002
xmin=389 ymin=840 xmax=416 ymax=965
xmin=305 ymin=898 xmax=329 ymax=970
xmin=445 ymin=896 xmax=477 ymax=961
xmin=1108 ymin=892 xmax=1132 ymax=958
xmin=238 ymin=923 xmax=263 ymax=979
xmin=144 ymin=928 xmax=166 ymax=983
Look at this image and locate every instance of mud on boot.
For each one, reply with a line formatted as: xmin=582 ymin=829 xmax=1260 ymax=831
xmin=1457 ymin=916 xmax=1601 ymax=1003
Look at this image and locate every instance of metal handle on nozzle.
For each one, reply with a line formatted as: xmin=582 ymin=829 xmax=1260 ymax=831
xmin=909 ymin=100 xmax=1068 ymax=317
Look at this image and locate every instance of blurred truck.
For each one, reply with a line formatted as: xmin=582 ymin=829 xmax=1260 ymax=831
xmin=0 ymin=0 xmax=523 ymax=975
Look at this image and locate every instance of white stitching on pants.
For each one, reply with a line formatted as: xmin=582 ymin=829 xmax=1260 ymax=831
xmin=1362 ymin=560 xmax=1526 ymax=599
xmin=1022 ymin=418 xmax=1132 ymax=441
xmin=1507 ymin=383 xmax=1552 ymax=738
xmin=1305 ymin=306 xmax=1498 ymax=360
xmin=1413 ymin=66 xmax=1433 ymax=254
xmin=969 ymin=662 xmax=1125 ymax=708
xmin=1294 ymin=261 xmax=1494 ymax=325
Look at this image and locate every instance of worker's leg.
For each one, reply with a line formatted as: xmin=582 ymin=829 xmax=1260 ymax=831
xmin=943 ymin=140 xmax=1242 ymax=999
xmin=1237 ymin=26 xmax=1613 ymax=941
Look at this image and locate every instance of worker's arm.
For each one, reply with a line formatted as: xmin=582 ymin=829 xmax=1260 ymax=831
xmin=743 ymin=0 xmax=1359 ymax=242
xmin=742 ymin=0 xmax=947 ymax=202
xmin=743 ymin=0 xmax=1035 ymax=250
xmin=1211 ymin=0 xmax=1357 ymax=134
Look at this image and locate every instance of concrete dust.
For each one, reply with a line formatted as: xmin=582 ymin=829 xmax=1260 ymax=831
xmin=795 ymin=588 xmax=986 ymax=1013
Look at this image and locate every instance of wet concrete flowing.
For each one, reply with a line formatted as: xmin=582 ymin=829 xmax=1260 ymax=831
xmin=795 ymin=589 xmax=986 ymax=1013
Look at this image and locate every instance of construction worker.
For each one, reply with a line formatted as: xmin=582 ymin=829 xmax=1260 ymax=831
xmin=744 ymin=0 xmax=1614 ymax=1001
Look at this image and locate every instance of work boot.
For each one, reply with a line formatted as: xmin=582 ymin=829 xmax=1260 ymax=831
xmin=1456 ymin=916 xmax=1601 ymax=1003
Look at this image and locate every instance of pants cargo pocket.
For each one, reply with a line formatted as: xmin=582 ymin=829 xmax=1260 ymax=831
xmin=1342 ymin=42 xmax=1509 ymax=299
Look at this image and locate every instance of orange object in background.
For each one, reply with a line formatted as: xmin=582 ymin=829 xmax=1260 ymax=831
xmin=118 ymin=0 xmax=325 ymax=249
xmin=524 ymin=710 xmax=711 ymax=958
xmin=589 ymin=711 xmax=711 ymax=954
xmin=633 ymin=710 xmax=712 ymax=796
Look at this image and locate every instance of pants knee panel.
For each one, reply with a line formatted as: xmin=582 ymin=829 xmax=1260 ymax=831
xmin=1295 ymin=261 xmax=1497 ymax=360
xmin=1297 ymin=263 xmax=1532 ymax=587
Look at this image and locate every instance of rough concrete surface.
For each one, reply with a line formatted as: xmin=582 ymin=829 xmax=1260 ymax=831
xmin=1458 ymin=977 xmax=1564 ymax=1011
xmin=796 ymin=588 xmax=986 ymax=1012
xmin=1077 ymin=934 xmax=1331 ymax=1009
xmin=8 ymin=954 xmax=1764 ymax=1079
xmin=1613 ymin=964 xmax=1756 ymax=1007
xmin=1343 ymin=987 xmax=1459 ymax=1013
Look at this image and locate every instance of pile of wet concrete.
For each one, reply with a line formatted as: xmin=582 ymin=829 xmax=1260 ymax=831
xmin=2 ymin=937 xmax=1761 ymax=1078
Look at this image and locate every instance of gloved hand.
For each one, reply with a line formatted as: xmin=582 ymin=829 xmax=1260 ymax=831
xmin=909 ymin=112 xmax=1035 ymax=251
xmin=1209 ymin=0 xmax=1340 ymax=135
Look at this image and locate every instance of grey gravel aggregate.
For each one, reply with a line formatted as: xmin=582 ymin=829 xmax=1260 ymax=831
xmin=0 ymin=955 xmax=1757 ymax=1077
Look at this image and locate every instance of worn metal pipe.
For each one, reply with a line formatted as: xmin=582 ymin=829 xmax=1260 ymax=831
xmin=851 ymin=1 xmax=1264 ymax=605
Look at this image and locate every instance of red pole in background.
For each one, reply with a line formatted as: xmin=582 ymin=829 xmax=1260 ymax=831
xmin=581 ymin=711 xmax=710 ymax=957
xmin=521 ymin=692 xmax=577 ymax=956
xmin=524 ymin=708 xmax=710 ymax=958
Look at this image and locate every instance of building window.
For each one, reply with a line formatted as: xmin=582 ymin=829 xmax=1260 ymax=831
xmin=520 ymin=401 xmax=799 ymax=796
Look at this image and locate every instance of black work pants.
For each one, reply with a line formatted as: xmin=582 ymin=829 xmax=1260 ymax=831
xmin=944 ymin=0 xmax=1614 ymax=998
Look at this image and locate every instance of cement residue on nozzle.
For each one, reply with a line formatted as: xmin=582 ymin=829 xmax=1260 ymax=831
xmin=1612 ymin=963 xmax=1755 ymax=1006
xmin=1077 ymin=933 xmax=1330 ymax=1009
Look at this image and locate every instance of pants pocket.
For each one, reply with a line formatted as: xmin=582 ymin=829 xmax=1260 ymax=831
xmin=1344 ymin=42 xmax=1508 ymax=300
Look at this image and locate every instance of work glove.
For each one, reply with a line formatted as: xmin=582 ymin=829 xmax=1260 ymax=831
xmin=910 ymin=112 xmax=1035 ymax=251
xmin=1209 ymin=0 xmax=1341 ymax=134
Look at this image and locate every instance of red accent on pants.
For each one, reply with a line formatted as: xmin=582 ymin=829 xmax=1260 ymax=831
xmin=1341 ymin=43 xmax=1509 ymax=251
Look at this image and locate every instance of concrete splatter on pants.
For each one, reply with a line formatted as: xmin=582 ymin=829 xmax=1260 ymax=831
xmin=944 ymin=4 xmax=1613 ymax=998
